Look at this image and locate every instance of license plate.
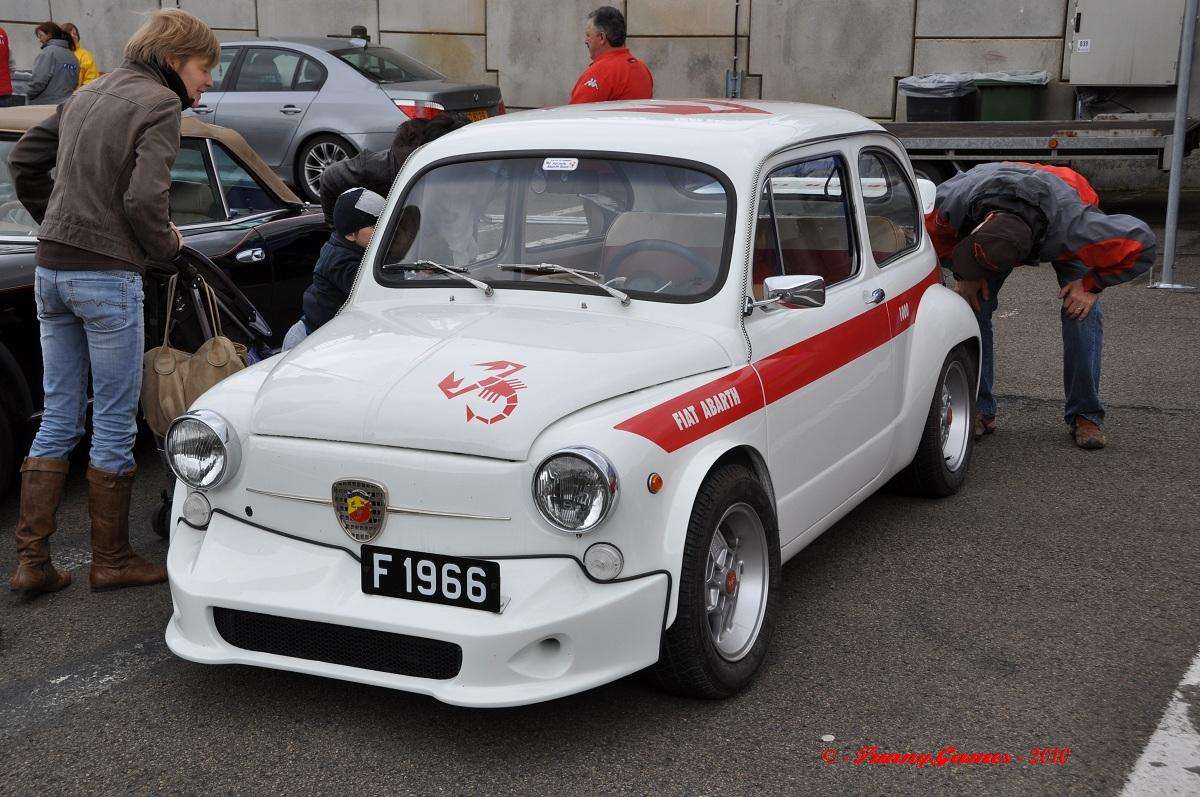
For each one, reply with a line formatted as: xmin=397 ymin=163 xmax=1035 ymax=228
xmin=465 ymin=108 xmax=489 ymax=122
xmin=361 ymin=544 xmax=501 ymax=613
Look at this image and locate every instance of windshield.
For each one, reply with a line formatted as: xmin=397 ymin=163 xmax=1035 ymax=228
xmin=376 ymin=156 xmax=732 ymax=302
xmin=0 ymin=140 xmax=38 ymax=236
xmin=333 ymin=46 xmax=442 ymax=83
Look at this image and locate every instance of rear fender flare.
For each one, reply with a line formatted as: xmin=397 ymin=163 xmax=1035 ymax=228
xmin=895 ymin=283 xmax=980 ymax=466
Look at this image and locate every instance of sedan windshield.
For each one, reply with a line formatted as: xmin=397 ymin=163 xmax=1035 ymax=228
xmin=0 ymin=140 xmax=38 ymax=236
xmin=376 ymin=156 xmax=732 ymax=302
xmin=333 ymin=47 xmax=442 ymax=83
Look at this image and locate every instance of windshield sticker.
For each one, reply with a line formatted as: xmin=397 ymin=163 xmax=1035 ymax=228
xmin=542 ymin=158 xmax=579 ymax=172
xmin=438 ymin=360 xmax=527 ymax=425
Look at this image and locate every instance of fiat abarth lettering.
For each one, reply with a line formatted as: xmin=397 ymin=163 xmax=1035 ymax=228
xmin=162 ymin=100 xmax=981 ymax=707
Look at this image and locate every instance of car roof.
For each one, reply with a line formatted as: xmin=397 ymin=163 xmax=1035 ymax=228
xmin=0 ymin=104 xmax=302 ymax=207
xmin=413 ymin=100 xmax=887 ymax=179
xmin=220 ymin=37 xmax=364 ymax=53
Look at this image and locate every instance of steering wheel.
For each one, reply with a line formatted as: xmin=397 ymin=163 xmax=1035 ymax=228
xmin=606 ymin=238 xmax=716 ymax=293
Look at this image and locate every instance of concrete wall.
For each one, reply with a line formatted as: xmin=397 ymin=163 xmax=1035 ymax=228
xmin=0 ymin=0 xmax=1196 ymax=188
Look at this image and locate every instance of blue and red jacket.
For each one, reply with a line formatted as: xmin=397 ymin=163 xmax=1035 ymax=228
xmin=925 ymin=162 xmax=1155 ymax=292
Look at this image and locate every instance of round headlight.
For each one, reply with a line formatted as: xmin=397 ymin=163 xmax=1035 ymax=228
xmin=532 ymin=447 xmax=618 ymax=533
xmin=165 ymin=410 xmax=240 ymax=489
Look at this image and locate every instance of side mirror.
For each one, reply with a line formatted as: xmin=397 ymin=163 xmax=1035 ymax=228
xmin=747 ymin=274 xmax=825 ymax=314
xmin=916 ymin=178 xmax=937 ymax=215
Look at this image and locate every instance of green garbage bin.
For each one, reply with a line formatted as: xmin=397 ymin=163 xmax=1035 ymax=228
xmin=975 ymin=80 xmax=1046 ymax=121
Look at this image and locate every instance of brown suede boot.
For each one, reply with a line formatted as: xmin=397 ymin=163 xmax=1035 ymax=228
xmin=1072 ymin=417 xmax=1107 ymax=450
xmin=9 ymin=457 xmax=73 ymax=595
xmin=87 ymin=465 xmax=166 ymax=590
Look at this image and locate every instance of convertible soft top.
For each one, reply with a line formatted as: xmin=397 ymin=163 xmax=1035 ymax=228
xmin=0 ymin=104 xmax=303 ymax=207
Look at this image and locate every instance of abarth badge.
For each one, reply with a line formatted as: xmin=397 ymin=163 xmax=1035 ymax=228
xmin=332 ymin=479 xmax=387 ymax=542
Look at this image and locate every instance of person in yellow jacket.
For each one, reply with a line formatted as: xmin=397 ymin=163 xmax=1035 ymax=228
xmin=61 ymin=23 xmax=99 ymax=85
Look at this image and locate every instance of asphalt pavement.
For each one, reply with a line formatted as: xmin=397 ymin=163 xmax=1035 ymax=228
xmin=1 ymin=192 xmax=1198 ymax=796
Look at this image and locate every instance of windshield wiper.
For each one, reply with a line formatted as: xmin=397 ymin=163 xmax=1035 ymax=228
xmin=498 ymin=263 xmax=630 ymax=306
xmin=381 ymin=260 xmax=494 ymax=296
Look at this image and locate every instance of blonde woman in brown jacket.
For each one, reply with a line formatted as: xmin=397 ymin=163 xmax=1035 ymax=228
xmin=7 ymin=10 xmax=218 ymax=596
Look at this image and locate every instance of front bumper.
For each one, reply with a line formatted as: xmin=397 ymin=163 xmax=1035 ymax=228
xmin=165 ymin=511 xmax=668 ymax=707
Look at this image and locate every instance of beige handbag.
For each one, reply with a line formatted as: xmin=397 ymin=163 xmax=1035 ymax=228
xmin=142 ymin=276 xmax=247 ymax=437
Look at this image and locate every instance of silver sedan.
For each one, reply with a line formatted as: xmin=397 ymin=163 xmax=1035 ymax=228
xmin=192 ymin=36 xmax=503 ymax=201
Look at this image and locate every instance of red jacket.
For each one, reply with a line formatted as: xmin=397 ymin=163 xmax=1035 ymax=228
xmin=569 ymin=47 xmax=653 ymax=104
xmin=0 ymin=27 xmax=12 ymax=97
xmin=925 ymin=163 xmax=1154 ymax=292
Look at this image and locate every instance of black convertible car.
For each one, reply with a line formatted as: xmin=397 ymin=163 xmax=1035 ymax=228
xmin=0 ymin=106 xmax=330 ymax=490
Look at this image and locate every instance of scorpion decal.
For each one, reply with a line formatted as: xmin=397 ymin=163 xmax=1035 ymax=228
xmin=437 ymin=360 xmax=527 ymax=425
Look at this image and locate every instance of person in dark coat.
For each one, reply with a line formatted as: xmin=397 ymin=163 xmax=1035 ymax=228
xmin=317 ymin=113 xmax=468 ymax=225
xmin=283 ymin=187 xmax=385 ymax=348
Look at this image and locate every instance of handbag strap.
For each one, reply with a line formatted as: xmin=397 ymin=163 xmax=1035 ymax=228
xmin=160 ymin=275 xmax=178 ymax=349
xmin=202 ymin=280 xmax=225 ymax=339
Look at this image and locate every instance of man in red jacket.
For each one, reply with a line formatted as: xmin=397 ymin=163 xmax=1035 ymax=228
xmin=926 ymin=162 xmax=1156 ymax=450
xmin=0 ymin=26 xmax=14 ymax=107
xmin=569 ymin=6 xmax=652 ymax=104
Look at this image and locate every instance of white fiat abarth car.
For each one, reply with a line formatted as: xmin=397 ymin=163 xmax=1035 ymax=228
xmin=164 ymin=99 xmax=980 ymax=707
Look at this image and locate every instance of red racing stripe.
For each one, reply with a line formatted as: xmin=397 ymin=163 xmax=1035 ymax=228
xmin=614 ymin=366 xmax=765 ymax=454
xmin=615 ymin=267 xmax=941 ymax=452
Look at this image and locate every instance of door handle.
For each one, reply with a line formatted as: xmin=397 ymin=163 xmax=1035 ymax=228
xmin=280 ymin=105 xmax=303 ymax=115
xmin=865 ymin=288 xmax=886 ymax=305
xmin=235 ymin=248 xmax=266 ymax=263
xmin=193 ymin=105 xmax=213 ymax=115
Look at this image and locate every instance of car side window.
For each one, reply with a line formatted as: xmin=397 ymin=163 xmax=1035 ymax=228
xmin=235 ymin=49 xmax=301 ymax=92
xmin=754 ymin=155 xmax=857 ymax=292
xmin=212 ymin=143 xmax=284 ymax=218
xmin=169 ymin=139 xmax=225 ymax=226
xmin=210 ymin=48 xmax=239 ymax=92
xmin=858 ymin=149 xmax=921 ymax=266
xmin=293 ymin=58 xmax=326 ymax=92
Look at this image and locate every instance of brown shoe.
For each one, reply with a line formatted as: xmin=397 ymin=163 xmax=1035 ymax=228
xmin=973 ymin=413 xmax=996 ymax=440
xmin=86 ymin=465 xmax=167 ymax=590
xmin=9 ymin=457 xmax=73 ymax=595
xmin=1073 ymin=417 xmax=1107 ymax=450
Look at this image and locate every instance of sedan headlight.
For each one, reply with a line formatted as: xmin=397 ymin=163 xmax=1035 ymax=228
xmin=165 ymin=410 xmax=240 ymax=489
xmin=532 ymin=447 xmax=618 ymax=533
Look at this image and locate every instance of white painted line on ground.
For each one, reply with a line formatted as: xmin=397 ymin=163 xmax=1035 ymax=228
xmin=1119 ymin=648 xmax=1200 ymax=796
xmin=0 ymin=636 xmax=170 ymax=738
xmin=53 ymin=544 xmax=92 ymax=572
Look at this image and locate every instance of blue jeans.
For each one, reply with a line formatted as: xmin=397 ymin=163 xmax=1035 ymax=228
xmin=976 ymin=262 xmax=1104 ymax=427
xmin=29 ymin=267 xmax=145 ymax=474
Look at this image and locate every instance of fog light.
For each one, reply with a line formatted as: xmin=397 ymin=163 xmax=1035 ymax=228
xmin=583 ymin=543 xmax=623 ymax=581
xmin=182 ymin=491 xmax=212 ymax=528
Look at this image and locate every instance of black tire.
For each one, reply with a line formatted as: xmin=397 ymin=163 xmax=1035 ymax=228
xmin=897 ymin=346 xmax=976 ymax=497
xmin=911 ymin=160 xmax=957 ymax=185
xmin=151 ymin=489 xmax=171 ymax=539
xmin=0 ymin=406 xmax=15 ymax=498
xmin=295 ymin=134 xmax=355 ymax=203
xmin=650 ymin=464 xmax=781 ymax=699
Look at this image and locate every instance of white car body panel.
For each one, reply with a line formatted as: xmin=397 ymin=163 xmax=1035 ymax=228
xmin=166 ymin=100 xmax=981 ymax=706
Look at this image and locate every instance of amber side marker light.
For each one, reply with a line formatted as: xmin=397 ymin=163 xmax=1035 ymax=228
xmin=647 ymin=473 xmax=664 ymax=494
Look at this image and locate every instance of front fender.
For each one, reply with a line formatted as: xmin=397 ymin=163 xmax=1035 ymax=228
xmin=891 ymin=281 xmax=980 ymax=472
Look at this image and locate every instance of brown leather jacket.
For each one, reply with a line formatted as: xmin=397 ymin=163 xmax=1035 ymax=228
xmin=9 ymin=60 xmax=183 ymax=271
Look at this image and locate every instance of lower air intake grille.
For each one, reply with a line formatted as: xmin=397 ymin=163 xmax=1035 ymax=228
xmin=212 ymin=607 xmax=462 ymax=680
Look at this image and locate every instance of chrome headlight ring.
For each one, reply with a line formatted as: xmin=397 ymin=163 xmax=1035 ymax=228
xmin=532 ymin=446 xmax=619 ymax=534
xmin=164 ymin=409 xmax=241 ymax=490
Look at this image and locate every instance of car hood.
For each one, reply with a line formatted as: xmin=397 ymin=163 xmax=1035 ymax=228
xmin=250 ymin=303 xmax=729 ymax=460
